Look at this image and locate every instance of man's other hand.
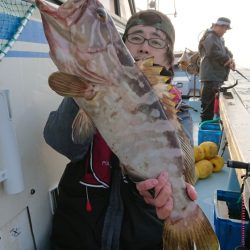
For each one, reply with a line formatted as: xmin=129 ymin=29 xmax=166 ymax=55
xmin=136 ymin=171 xmax=197 ymax=220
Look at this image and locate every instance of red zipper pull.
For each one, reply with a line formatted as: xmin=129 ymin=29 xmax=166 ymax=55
xmin=85 ymin=186 xmax=92 ymax=212
xmin=86 ymin=199 xmax=92 ymax=212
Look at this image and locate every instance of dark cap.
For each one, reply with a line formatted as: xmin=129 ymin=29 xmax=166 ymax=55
xmin=213 ymin=17 xmax=231 ymax=29
xmin=123 ymin=10 xmax=175 ymax=45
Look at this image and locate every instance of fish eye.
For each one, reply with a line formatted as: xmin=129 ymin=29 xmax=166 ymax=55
xmin=96 ymin=8 xmax=107 ymax=22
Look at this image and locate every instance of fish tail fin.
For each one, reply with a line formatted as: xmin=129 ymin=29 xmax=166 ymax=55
xmin=163 ymin=204 xmax=219 ymax=250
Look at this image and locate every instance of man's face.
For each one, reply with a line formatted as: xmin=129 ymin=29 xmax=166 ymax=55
xmin=124 ymin=25 xmax=170 ymax=68
xmin=213 ymin=25 xmax=229 ymax=37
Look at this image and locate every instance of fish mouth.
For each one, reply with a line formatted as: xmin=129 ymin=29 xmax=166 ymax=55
xmin=86 ymin=45 xmax=109 ymax=54
xmin=82 ymin=39 xmax=112 ymax=54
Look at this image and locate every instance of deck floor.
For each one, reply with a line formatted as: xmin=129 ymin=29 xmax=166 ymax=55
xmin=187 ymin=98 xmax=234 ymax=227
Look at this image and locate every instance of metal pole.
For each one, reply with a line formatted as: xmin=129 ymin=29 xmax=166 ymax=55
xmin=193 ymin=75 xmax=196 ymax=98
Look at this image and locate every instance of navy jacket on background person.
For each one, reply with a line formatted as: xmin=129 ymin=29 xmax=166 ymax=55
xmin=199 ymin=29 xmax=233 ymax=82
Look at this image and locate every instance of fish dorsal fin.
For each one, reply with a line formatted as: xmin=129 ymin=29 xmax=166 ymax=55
xmin=72 ymin=108 xmax=95 ymax=144
xmin=136 ymin=57 xmax=170 ymax=85
xmin=137 ymin=58 xmax=196 ymax=185
xmin=136 ymin=58 xmax=174 ymax=111
xmin=48 ymin=72 xmax=98 ymax=99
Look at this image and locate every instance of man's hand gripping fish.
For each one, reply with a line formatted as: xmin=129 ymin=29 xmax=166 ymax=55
xmin=36 ymin=0 xmax=219 ymax=249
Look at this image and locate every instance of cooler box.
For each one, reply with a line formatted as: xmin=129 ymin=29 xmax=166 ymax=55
xmin=198 ymin=119 xmax=222 ymax=145
xmin=214 ymin=190 xmax=249 ymax=250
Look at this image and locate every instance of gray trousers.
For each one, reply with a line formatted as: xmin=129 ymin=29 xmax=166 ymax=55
xmin=200 ymin=81 xmax=222 ymax=121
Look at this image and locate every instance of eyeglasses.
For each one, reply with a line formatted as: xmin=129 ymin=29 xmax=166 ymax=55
xmin=126 ymin=33 xmax=168 ymax=49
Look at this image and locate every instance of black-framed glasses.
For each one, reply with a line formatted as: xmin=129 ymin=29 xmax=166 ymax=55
xmin=126 ymin=33 xmax=168 ymax=49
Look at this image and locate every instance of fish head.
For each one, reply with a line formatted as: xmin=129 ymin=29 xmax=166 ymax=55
xmin=36 ymin=0 xmax=134 ymax=77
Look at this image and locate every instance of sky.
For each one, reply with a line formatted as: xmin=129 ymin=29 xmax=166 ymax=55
xmin=135 ymin=0 xmax=250 ymax=68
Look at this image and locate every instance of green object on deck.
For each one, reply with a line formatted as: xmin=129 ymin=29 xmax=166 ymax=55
xmin=199 ymin=118 xmax=221 ymax=128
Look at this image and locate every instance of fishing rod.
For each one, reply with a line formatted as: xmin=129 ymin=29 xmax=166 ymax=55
xmin=234 ymin=69 xmax=250 ymax=83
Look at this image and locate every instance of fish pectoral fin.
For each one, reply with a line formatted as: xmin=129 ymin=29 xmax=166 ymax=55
xmin=49 ymin=72 xmax=97 ymax=99
xmin=72 ymin=108 xmax=95 ymax=144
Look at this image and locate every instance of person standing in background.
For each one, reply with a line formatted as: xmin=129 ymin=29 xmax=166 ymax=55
xmin=198 ymin=17 xmax=235 ymax=122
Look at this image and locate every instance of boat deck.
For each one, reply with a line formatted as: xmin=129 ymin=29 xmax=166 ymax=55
xmin=219 ymin=68 xmax=250 ymax=215
xmin=181 ymin=69 xmax=250 ymax=248
xmin=187 ymin=98 xmax=234 ymax=227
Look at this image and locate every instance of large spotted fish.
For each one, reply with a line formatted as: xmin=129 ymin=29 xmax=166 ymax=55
xmin=36 ymin=0 xmax=219 ymax=249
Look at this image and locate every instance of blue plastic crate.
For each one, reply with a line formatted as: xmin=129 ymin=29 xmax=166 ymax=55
xmin=214 ymin=190 xmax=249 ymax=250
xmin=198 ymin=119 xmax=222 ymax=145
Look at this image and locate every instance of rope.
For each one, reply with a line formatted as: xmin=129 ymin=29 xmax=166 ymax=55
xmin=241 ymin=194 xmax=246 ymax=247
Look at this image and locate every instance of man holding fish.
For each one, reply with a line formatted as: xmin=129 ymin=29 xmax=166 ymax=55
xmin=38 ymin=0 xmax=218 ymax=249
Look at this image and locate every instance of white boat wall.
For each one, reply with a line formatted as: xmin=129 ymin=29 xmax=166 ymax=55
xmin=0 ymin=1 xmax=131 ymax=249
xmin=0 ymin=3 xmax=64 ymax=250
